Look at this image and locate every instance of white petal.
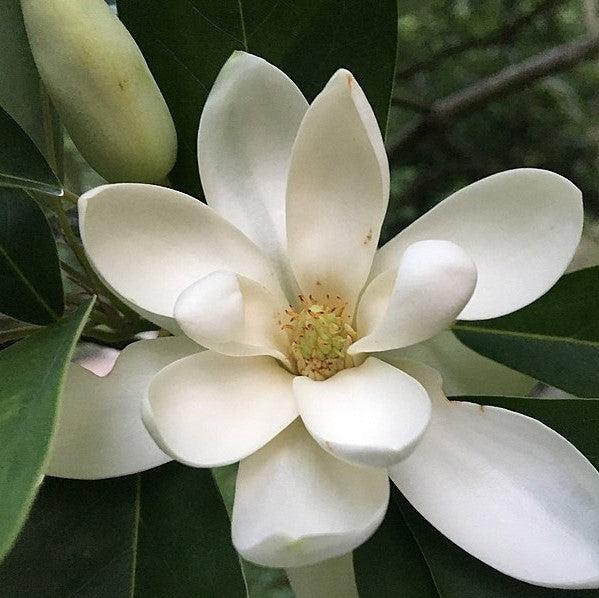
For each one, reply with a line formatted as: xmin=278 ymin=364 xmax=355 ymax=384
xmin=174 ymin=270 xmax=291 ymax=366
xmin=46 ymin=337 xmax=200 ymax=480
xmin=79 ymin=183 xmax=280 ymax=329
xmin=350 ymin=240 xmax=476 ymax=355
xmin=389 ymin=359 xmax=599 ymax=589
xmin=198 ymin=52 xmax=307 ymax=299
xmin=286 ymin=554 xmax=359 ymax=598
xmin=143 ymin=352 xmax=297 ymax=467
xmin=373 ymin=169 xmax=583 ymax=319
xmin=294 ymin=357 xmax=431 ymax=468
xmin=232 ymin=420 xmax=389 ymax=568
xmin=381 ymin=330 xmax=535 ymax=396
xmin=286 ymin=69 xmax=389 ymax=307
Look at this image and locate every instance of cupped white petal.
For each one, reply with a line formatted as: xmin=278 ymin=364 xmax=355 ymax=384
xmin=381 ymin=330 xmax=535 ymax=396
xmin=373 ymin=169 xmax=583 ymax=319
xmin=286 ymin=69 xmax=389 ymax=307
xmin=143 ymin=352 xmax=298 ymax=467
xmin=232 ymin=420 xmax=389 ymax=568
xmin=79 ymin=183 xmax=279 ymax=329
xmin=389 ymin=359 xmax=599 ymax=589
xmin=294 ymin=357 xmax=431 ymax=468
xmin=198 ymin=52 xmax=307 ymax=298
xmin=46 ymin=337 xmax=200 ymax=480
xmin=350 ymin=240 xmax=477 ymax=354
xmin=174 ymin=270 xmax=290 ymax=365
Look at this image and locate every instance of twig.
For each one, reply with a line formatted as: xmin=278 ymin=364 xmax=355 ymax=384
xmin=387 ymin=35 xmax=599 ymax=163
xmin=395 ymin=0 xmax=566 ymax=80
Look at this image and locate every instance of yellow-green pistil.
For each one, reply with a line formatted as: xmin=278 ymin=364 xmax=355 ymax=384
xmin=283 ymin=295 xmax=357 ymax=381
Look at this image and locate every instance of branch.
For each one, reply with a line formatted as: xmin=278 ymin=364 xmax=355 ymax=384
xmin=395 ymin=0 xmax=566 ymax=81
xmin=387 ymin=35 xmax=599 ymax=162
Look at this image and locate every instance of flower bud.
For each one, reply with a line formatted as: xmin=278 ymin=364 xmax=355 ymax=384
xmin=21 ymin=0 xmax=177 ymax=183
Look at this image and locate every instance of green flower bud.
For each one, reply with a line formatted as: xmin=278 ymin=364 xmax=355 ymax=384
xmin=21 ymin=0 xmax=177 ymax=183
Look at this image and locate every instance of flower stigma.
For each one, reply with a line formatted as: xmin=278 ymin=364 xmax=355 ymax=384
xmin=282 ymin=294 xmax=357 ymax=381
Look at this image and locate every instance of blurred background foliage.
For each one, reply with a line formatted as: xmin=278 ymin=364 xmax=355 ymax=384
xmin=382 ymin=0 xmax=599 ymax=250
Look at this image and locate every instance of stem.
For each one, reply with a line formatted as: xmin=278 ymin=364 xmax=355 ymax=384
xmin=62 ymin=189 xmax=79 ymax=207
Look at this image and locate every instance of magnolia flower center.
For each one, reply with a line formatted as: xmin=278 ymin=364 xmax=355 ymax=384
xmin=282 ymin=294 xmax=357 ymax=381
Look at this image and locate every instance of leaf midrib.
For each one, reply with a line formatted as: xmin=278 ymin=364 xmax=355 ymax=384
xmin=453 ymin=323 xmax=599 ymax=349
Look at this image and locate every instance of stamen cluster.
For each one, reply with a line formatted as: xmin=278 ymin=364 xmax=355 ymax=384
xmin=282 ymin=294 xmax=357 ymax=381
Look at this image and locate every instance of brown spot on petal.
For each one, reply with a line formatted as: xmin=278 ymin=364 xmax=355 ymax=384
xmin=363 ymin=228 xmax=373 ymax=245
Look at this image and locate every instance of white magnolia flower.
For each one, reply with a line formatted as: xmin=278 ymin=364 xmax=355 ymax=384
xmin=59 ymin=52 xmax=599 ymax=588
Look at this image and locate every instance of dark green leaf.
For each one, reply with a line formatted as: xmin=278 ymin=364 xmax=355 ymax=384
xmin=0 ymin=299 xmax=93 ymax=562
xmin=117 ymin=0 xmax=398 ymax=196
xmin=454 ymin=267 xmax=599 ymax=398
xmin=0 ymin=188 xmax=64 ymax=324
xmin=0 ymin=106 xmax=61 ymax=196
xmin=354 ymin=493 xmax=438 ymax=598
xmin=0 ymin=463 xmax=247 ymax=597
xmin=0 ymin=0 xmax=45 ymax=151
xmin=134 ymin=463 xmax=246 ymax=597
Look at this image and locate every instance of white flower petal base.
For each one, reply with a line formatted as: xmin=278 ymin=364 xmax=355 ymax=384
xmin=286 ymin=69 xmax=389 ymax=307
xmin=389 ymin=360 xmax=599 ymax=589
xmin=294 ymin=357 xmax=431 ymax=467
xmin=144 ymin=351 xmax=298 ymax=467
xmin=232 ymin=420 xmax=389 ymax=568
xmin=351 ymin=240 xmax=477 ymax=353
xmin=174 ymin=270 xmax=290 ymax=365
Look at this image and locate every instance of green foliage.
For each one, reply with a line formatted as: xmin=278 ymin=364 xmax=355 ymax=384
xmin=0 ymin=106 xmax=61 ymax=196
xmin=0 ymin=0 xmax=46 ymax=151
xmin=454 ymin=267 xmax=599 ymax=397
xmin=0 ymin=188 xmax=64 ymax=325
xmin=0 ymin=463 xmax=246 ymax=597
xmin=0 ymin=299 xmax=93 ymax=562
xmin=117 ymin=0 xmax=398 ymax=196
xmin=354 ymin=493 xmax=438 ymax=597
xmin=355 ymin=395 xmax=599 ymax=597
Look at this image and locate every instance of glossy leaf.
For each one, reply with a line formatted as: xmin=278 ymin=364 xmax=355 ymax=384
xmin=0 ymin=463 xmax=247 ymax=597
xmin=117 ymin=0 xmax=398 ymax=196
xmin=0 ymin=188 xmax=64 ymax=324
xmin=356 ymin=395 xmax=599 ymax=597
xmin=454 ymin=267 xmax=599 ymax=397
xmin=0 ymin=106 xmax=61 ymax=196
xmin=0 ymin=299 xmax=93 ymax=563
xmin=0 ymin=0 xmax=45 ymax=150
